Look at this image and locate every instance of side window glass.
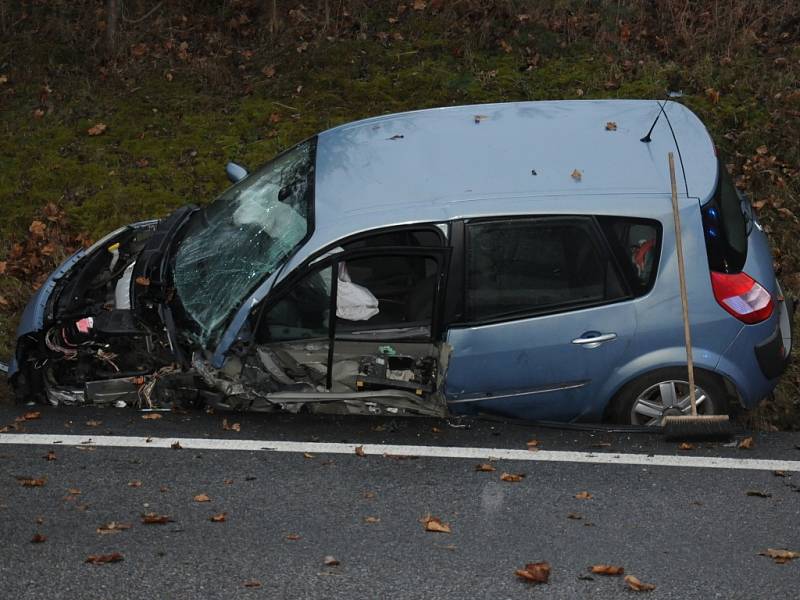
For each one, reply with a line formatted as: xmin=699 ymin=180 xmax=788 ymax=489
xmin=597 ymin=216 xmax=661 ymax=296
xmin=336 ymin=255 xmax=439 ymax=331
xmin=259 ymin=265 xmax=332 ymax=342
xmin=466 ymin=218 xmax=624 ymax=321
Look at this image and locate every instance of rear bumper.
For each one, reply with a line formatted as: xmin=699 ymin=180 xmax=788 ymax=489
xmin=718 ymin=285 xmax=793 ymax=409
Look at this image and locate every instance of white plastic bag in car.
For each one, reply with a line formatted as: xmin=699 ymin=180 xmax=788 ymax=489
xmin=336 ymin=262 xmax=379 ymax=321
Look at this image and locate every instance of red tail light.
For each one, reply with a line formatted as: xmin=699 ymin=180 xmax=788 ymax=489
xmin=710 ymin=271 xmax=774 ymax=324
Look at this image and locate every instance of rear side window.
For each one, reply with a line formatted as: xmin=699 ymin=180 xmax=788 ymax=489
xmin=465 ymin=217 xmax=627 ymax=322
xmin=701 ymin=160 xmax=747 ymax=273
xmin=597 ymin=216 xmax=661 ymax=296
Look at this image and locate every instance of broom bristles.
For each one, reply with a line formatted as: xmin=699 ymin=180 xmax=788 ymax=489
xmin=662 ymin=414 xmax=733 ymax=442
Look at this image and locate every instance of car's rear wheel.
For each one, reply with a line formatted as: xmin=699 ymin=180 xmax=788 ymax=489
xmin=608 ymin=368 xmax=729 ymax=426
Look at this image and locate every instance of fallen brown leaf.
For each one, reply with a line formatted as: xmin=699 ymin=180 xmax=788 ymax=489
xmin=194 ymin=493 xmax=210 ymax=502
xmin=567 ymin=512 xmax=583 ymax=520
xmin=128 ymin=480 xmax=143 ymax=488
xmin=67 ymin=487 xmax=81 ymax=495
xmin=759 ymin=548 xmax=800 ymax=563
xmin=354 ymin=445 xmax=366 ymax=457
xmin=85 ymin=552 xmax=123 ymax=564
xmin=526 ymin=439 xmax=541 ymax=450
xmin=87 ymin=122 xmax=107 ymax=136
xmin=222 ymin=418 xmax=241 ymax=432
xmin=774 ymin=470 xmax=788 ymax=477
xmin=30 ymin=533 xmax=47 ymax=543
xmin=303 ymin=452 xmax=315 ymax=459
xmin=243 ymin=580 xmax=262 ymax=588
xmin=210 ymin=512 xmax=227 ymax=522
xmin=422 ymin=515 xmax=451 ymax=533
xmin=571 ymin=168 xmax=582 ymax=181
xmin=141 ymin=513 xmax=173 ymax=525
xmin=605 ymin=121 xmax=618 ymax=131
xmin=475 ymin=463 xmax=496 ymax=472
xmin=17 ymin=477 xmax=46 ymax=487
xmin=22 ymin=411 xmax=41 ymax=420
xmin=738 ymin=436 xmax=754 ymax=449
xmin=323 ymin=555 xmax=340 ymax=566
xmin=261 ymin=64 xmax=276 ymax=78
xmin=141 ymin=413 xmax=162 ymax=420
xmin=44 ymin=451 xmax=57 ymax=461
xmin=591 ymin=564 xmax=624 ymax=576
xmin=515 ymin=561 xmax=551 ymax=584
xmin=678 ymin=442 xmax=695 ymax=450
xmin=746 ymin=490 xmax=772 ymax=498
xmin=625 ymin=574 xmax=656 ymax=591
xmin=171 ymin=441 xmax=182 ymax=449
xmin=85 ymin=420 xmax=102 ymax=427
xmin=285 ymin=533 xmax=301 ymax=541
xmin=97 ymin=522 xmax=132 ymax=534
xmin=500 ymin=472 xmax=525 ymax=482
xmin=575 ymin=491 xmax=593 ymax=500
xmin=135 ymin=276 xmax=150 ymax=286
xmin=363 ymin=516 xmax=380 ymax=524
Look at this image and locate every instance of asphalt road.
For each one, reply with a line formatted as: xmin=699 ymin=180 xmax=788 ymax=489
xmin=1 ymin=406 xmax=799 ymax=599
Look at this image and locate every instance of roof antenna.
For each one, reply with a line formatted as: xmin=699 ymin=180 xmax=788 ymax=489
xmin=640 ymin=92 xmax=683 ymax=143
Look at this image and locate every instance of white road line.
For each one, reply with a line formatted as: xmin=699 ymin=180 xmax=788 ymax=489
xmin=1 ymin=433 xmax=799 ymax=472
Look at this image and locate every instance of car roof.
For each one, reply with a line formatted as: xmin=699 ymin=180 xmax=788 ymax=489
xmin=314 ymin=100 xmax=716 ymax=230
xmin=216 ymin=100 xmax=718 ymax=365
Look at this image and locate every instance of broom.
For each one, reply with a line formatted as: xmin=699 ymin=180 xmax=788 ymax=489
xmin=662 ymin=152 xmax=733 ymax=442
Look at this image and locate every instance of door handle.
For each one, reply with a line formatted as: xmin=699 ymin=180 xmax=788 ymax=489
xmin=571 ymin=332 xmax=617 ymax=347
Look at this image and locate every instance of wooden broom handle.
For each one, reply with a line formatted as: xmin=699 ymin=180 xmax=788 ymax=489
xmin=668 ymin=152 xmax=698 ymax=416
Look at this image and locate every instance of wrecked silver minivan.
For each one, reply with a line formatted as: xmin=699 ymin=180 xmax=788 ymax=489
xmin=8 ymin=100 xmax=791 ymax=424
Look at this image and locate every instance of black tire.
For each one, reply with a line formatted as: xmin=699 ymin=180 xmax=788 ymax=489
xmin=607 ymin=367 xmax=730 ymax=426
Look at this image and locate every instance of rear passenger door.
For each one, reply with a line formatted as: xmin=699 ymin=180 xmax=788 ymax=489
xmin=444 ymin=216 xmax=645 ymax=422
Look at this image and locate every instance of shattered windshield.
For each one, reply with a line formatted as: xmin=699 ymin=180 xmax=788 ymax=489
xmin=173 ymin=138 xmax=316 ymax=344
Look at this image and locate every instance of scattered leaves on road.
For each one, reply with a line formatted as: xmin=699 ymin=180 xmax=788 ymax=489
xmin=500 ymin=472 xmax=525 ymax=482
xmin=515 ymin=561 xmax=551 ymax=584
xmin=141 ymin=413 xmax=162 ymax=420
xmin=354 ymin=445 xmax=366 ymax=457
xmin=222 ymin=418 xmax=241 ymax=432
xmin=363 ymin=516 xmax=381 ymax=524
xmin=591 ymin=564 xmax=624 ymax=576
xmin=575 ymin=491 xmax=593 ymax=500
xmin=422 ymin=515 xmax=451 ymax=533
xmin=738 ymin=436 xmax=755 ymax=449
xmin=759 ymin=548 xmax=800 ymax=564
xmin=210 ymin=512 xmax=227 ymax=522
xmin=475 ymin=463 xmax=496 ymax=472
xmin=323 ymin=555 xmax=340 ymax=566
xmin=141 ymin=513 xmax=173 ymax=525
xmin=97 ymin=522 xmax=132 ymax=534
xmin=87 ymin=123 xmax=107 ymax=136
xmin=17 ymin=477 xmax=46 ymax=487
xmin=625 ymin=574 xmax=656 ymax=591
xmin=85 ymin=552 xmax=123 ymax=564
xmin=194 ymin=493 xmax=210 ymax=502
xmin=30 ymin=533 xmax=47 ymax=543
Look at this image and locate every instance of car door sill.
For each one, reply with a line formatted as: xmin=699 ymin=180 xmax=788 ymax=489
xmin=447 ymin=380 xmax=589 ymax=404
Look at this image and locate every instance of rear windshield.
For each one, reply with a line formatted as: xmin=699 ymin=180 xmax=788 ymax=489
xmin=701 ymin=159 xmax=747 ymax=273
